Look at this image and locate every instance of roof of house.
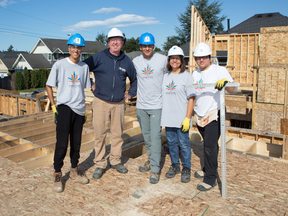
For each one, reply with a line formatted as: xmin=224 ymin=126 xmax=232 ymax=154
xmin=180 ymin=42 xmax=190 ymax=57
xmin=13 ymin=53 xmax=51 ymax=69
xmin=1 ymin=58 xmax=18 ymax=69
xmin=227 ymin=12 xmax=288 ymax=34
xmin=30 ymin=38 xmax=106 ymax=54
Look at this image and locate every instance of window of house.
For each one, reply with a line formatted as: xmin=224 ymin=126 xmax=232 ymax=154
xmin=48 ymin=53 xmax=52 ymax=61
xmin=216 ymin=50 xmax=228 ymax=66
xmin=230 ymin=119 xmax=251 ymax=129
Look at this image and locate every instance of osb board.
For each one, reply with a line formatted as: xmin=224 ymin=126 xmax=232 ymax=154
xmin=260 ymin=27 xmax=288 ymax=64
xmin=1 ymin=139 xmax=288 ymax=215
xmin=257 ymin=66 xmax=286 ymax=103
xmin=254 ymin=106 xmax=283 ymax=133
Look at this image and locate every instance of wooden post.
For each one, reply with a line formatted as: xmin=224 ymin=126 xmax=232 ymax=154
xmin=280 ymin=119 xmax=288 ymax=159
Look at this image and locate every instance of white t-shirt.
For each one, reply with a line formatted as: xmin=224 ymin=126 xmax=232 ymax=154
xmin=161 ymin=71 xmax=196 ymax=128
xmin=192 ymin=64 xmax=237 ymax=117
xmin=133 ymin=53 xmax=167 ymax=109
xmin=46 ymin=58 xmax=91 ymax=116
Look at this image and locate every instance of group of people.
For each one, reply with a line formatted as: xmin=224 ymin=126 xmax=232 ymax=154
xmin=46 ymin=27 xmax=237 ymax=194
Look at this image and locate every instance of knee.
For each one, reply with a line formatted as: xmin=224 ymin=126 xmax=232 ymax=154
xmin=205 ymin=147 xmax=211 ymax=156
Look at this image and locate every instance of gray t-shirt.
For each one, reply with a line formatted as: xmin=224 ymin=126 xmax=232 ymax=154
xmin=133 ymin=53 xmax=167 ymax=109
xmin=46 ymin=58 xmax=91 ymax=116
xmin=161 ymin=71 xmax=196 ymax=128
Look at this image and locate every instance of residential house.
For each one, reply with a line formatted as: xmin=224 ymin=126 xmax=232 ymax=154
xmin=30 ymin=38 xmax=106 ymax=65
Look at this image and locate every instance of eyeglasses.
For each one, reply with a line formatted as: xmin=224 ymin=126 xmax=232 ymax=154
xmin=69 ymin=45 xmax=83 ymax=51
xmin=109 ymin=38 xmax=123 ymax=43
xmin=170 ymin=56 xmax=181 ymax=61
xmin=195 ymin=56 xmax=210 ymax=61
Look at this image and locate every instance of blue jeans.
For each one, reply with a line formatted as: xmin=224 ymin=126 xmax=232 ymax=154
xmin=137 ymin=109 xmax=162 ymax=173
xmin=165 ymin=127 xmax=191 ymax=169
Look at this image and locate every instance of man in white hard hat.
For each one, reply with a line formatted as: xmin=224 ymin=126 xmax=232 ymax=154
xmin=191 ymin=42 xmax=237 ymax=191
xmin=83 ymin=28 xmax=137 ymax=179
xmin=132 ymin=32 xmax=167 ymax=184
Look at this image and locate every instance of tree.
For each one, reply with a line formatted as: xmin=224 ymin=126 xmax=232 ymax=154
xmin=154 ymin=47 xmax=162 ymax=52
xmin=7 ymin=45 xmax=14 ymax=52
xmin=163 ymin=0 xmax=226 ymax=50
xmin=162 ymin=36 xmax=181 ymax=52
xmin=16 ymin=71 xmax=23 ymax=90
xmin=23 ymin=67 xmax=31 ymax=89
xmin=96 ymin=32 xmax=107 ymax=46
xmin=176 ymin=0 xmax=226 ymax=42
xmin=122 ymin=37 xmax=140 ymax=53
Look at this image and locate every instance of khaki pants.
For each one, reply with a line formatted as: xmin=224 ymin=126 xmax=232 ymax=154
xmin=92 ymin=97 xmax=125 ymax=169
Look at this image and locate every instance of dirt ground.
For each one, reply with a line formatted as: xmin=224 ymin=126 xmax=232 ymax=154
xmin=1 ymin=140 xmax=288 ymax=216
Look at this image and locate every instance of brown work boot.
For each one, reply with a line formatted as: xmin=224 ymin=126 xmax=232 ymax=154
xmin=70 ymin=167 xmax=89 ymax=184
xmin=53 ymin=172 xmax=63 ymax=193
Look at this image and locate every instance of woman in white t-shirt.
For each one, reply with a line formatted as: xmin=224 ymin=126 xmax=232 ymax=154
xmin=191 ymin=42 xmax=238 ymax=191
xmin=161 ymin=46 xmax=196 ymax=183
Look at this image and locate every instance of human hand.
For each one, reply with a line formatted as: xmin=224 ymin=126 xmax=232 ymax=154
xmin=91 ymin=84 xmax=95 ymax=92
xmin=181 ymin=117 xmax=190 ymax=132
xmin=215 ymin=78 xmax=229 ymax=90
xmin=51 ymin=104 xmax=58 ymax=125
xmin=124 ymin=93 xmax=131 ymax=102
xmin=84 ymin=111 xmax=87 ymax=124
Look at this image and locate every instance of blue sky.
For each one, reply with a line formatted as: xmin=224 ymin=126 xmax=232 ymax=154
xmin=0 ymin=0 xmax=288 ymax=52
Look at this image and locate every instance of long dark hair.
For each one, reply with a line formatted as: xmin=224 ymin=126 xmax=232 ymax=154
xmin=166 ymin=55 xmax=186 ymax=73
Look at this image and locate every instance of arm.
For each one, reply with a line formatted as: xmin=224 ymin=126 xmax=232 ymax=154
xmin=46 ymin=85 xmax=55 ymax=106
xmin=127 ymin=63 xmax=137 ymax=98
xmin=181 ymin=96 xmax=195 ymax=132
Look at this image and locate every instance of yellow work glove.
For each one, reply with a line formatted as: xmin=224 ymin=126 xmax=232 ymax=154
xmin=84 ymin=111 xmax=87 ymax=124
xmin=215 ymin=78 xmax=229 ymax=91
xmin=51 ymin=105 xmax=58 ymax=125
xmin=181 ymin=117 xmax=190 ymax=132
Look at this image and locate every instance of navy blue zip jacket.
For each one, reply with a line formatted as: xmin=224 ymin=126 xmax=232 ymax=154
xmin=83 ymin=48 xmax=137 ymax=102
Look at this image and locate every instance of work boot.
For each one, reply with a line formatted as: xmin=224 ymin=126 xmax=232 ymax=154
xmin=181 ymin=167 xmax=191 ymax=183
xmin=165 ymin=164 xmax=180 ymax=178
xmin=149 ymin=172 xmax=160 ymax=184
xmin=53 ymin=172 xmax=63 ymax=193
xmin=139 ymin=160 xmax=151 ymax=172
xmin=70 ymin=167 xmax=89 ymax=184
xmin=92 ymin=167 xmax=105 ymax=179
xmin=111 ymin=163 xmax=128 ymax=174
xmin=197 ymin=181 xmax=217 ymax=191
xmin=194 ymin=170 xmax=205 ymax=179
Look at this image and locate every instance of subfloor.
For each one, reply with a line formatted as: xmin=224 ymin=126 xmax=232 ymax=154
xmin=1 ymin=140 xmax=288 ymax=215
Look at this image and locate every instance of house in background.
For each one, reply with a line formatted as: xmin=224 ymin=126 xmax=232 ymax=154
xmin=0 ymin=51 xmax=26 ymax=77
xmin=12 ymin=53 xmax=52 ymax=71
xmin=30 ymin=38 xmax=106 ymax=65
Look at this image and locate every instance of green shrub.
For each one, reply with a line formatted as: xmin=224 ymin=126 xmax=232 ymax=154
xmin=16 ymin=71 xmax=23 ymax=90
xmin=23 ymin=67 xmax=31 ymax=89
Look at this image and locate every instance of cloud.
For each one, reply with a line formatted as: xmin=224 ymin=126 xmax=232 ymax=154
xmin=0 ymin=0 xmax=28 ymax=7
xmin=92 ymin=7 xmax=122 ymax=14
xmin=63 ymin=14 xmax=160 ymax=32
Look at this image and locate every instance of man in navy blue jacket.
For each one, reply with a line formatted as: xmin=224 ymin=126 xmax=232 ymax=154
xmin=84 ymin=28 xmax=137 ymax=179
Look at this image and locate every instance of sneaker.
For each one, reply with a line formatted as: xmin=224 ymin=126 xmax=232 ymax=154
xmin=194 ymin=170 xmax=205 ymax=179
xmin=139 ymin=160 xmax=151 ymax=172
xmin=53 ymin=172 xmax=63 ymax=193
xmin=165 ymin=164 xmax=180 ymax=178
xmin=111 ymin=163 xmax=128 ymax=174
xmin=149 ymin=172 xmax=159 ymax=184
xmin=181 ymin=167 xmax=191 ymax=183
xmin=92 ymin=167 xmax=105 ymax=179
xmin=70 ymin=167 xmax=89 ymax=184
xmin=197 ymin=181 xmax=217 ymax=191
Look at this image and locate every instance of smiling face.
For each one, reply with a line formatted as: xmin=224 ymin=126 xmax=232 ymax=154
xmin=169 ymin=55 xmax=182 ymax=72
xmin=140 ymin=44 xmax=154 ymax=59
xmin=108 ymin=37 xmax=124 ymax=56
xmin=68 ymin=45 xmax=83 ymax=63
xmin=195 ymin=55 xmax=211 ymax=71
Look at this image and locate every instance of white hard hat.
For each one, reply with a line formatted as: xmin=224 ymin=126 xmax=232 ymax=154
xmin=107 ymin=28 xmax=125 ymax=40
xmin=193 ymin=42 xmax=212 ymax=57
xmin=168 ymin=45 xmax=184 ymax=57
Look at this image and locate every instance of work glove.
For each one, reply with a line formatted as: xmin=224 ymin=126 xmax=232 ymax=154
xmin=51 ymin=105 xmax=58 ymax=125
xmin=181 ymin=117 xmax=190 ymax=132
xmin=215 ymin=78 xmax=229 ymax=91
xmin=84 ymin=111 xmax=87 ymax=124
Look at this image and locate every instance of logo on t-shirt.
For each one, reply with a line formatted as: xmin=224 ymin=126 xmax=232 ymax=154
xmin=195 ymin=78 xmax=205 ymax=90
xmin=68 ymin=71 xmax=80 ymax=84
xmin=142 ymin=64 xmax=154 ymax=75
xmin=166 ymin=80 xmax=177 ymax=91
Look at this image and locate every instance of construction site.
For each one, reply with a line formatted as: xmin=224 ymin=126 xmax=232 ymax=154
xmin=1 ymin=5 xmax=288 ymax=215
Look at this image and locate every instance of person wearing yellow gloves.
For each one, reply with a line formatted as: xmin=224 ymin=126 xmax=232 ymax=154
xmin=161 ymin=46 xmax=196 ymax=183
xmin=46 ymin=33 xmax=91 ymax=193
xmin=191 ymin=42 xmax=237 ymax=191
